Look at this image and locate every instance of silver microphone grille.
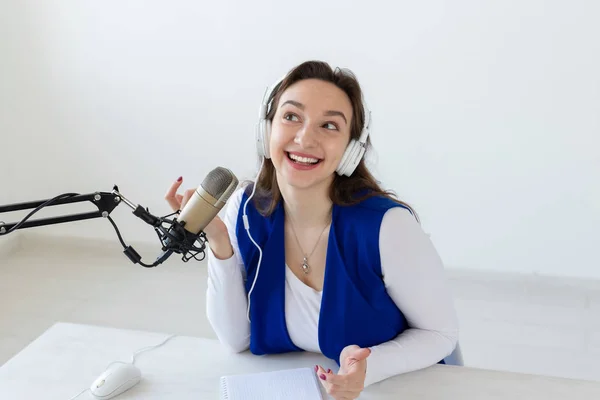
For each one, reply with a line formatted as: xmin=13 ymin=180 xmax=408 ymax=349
xmin=201 ymin=167 xmax=239 ymax=201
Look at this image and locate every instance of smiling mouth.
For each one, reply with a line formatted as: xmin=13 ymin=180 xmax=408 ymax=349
xmin=286 ymin=152 xmax=322 ymax=165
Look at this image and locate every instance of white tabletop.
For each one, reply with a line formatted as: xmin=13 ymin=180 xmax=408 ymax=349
xmin=1 ymin=322 xmax=600 ymax=399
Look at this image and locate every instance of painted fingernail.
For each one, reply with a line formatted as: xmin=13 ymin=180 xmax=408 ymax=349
xmin=177 ymin=176 xmax=182 ymax=182
xmin=319 ymin=374 xmax=326 ymax=380
xmin=314 ymin=365 xmax=318 ymax=372
xmin=327 ymin=369 xmax=331 ymax=373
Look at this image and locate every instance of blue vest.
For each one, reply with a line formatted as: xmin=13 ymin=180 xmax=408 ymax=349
xmin=235 ymin=189 xmax=413 ymax=365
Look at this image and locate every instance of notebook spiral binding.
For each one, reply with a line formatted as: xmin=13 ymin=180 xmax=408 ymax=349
xmin=220 ymin=376 xmax=229 ymax=399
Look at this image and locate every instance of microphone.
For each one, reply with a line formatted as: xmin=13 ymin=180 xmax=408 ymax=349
xmin=156 ymin=167 xmax=239 ymax=264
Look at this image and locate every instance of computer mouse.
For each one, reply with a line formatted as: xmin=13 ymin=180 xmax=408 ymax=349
xmin=89 ymin=362 xmax=142 ymax=399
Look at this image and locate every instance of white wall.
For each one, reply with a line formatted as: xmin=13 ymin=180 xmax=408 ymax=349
xmin=1 ymin=1 xmax=598 ymax=278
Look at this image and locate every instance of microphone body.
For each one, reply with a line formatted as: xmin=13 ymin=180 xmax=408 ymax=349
xmin=157 ymin=167 xmax=238 ymax=263
xmin=177 ymin=181 xmax=234 ymax=234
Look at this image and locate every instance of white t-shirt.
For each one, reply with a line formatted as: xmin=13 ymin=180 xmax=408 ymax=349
xmin=205 ymin=188 xmax=459 ymax=387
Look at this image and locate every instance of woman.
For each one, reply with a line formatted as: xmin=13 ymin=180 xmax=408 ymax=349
xmin=165 ymin=60 xmax=459 ymax=399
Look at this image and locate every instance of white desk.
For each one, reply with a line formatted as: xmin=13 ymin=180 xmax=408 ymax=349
xmin=1 ymin=322 xmax=599 ymax=399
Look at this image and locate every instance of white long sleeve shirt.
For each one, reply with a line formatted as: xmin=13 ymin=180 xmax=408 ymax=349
xmin=205 ymin=188 xmax=459 ymax=387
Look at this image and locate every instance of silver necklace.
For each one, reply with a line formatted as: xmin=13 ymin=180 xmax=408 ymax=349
xmin=288 ymin=213 xmax=331 ymax=274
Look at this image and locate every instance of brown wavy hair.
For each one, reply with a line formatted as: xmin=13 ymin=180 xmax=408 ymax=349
xmin=246 ymin=60 xmax=419 ymax=222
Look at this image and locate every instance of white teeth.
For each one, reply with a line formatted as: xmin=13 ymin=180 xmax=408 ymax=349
xmin=288 ymin=153 xmax=319 ymax=164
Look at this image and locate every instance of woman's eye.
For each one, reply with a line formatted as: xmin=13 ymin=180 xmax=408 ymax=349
xmin=323 ymin=122 xmax=338 ymax=130
xmin=284 ymin=113 xmax=299 ymax=122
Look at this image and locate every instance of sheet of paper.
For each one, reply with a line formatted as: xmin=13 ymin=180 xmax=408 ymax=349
xmin=220 ymin=366 xmax=323 ymax=400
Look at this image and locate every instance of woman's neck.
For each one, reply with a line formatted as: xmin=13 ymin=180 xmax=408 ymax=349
xmin=278 ymin=179 xmax=333 ymax=229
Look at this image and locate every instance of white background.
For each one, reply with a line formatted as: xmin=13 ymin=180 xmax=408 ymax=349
xmin=1 ymin=0 xmax=598 ymax=278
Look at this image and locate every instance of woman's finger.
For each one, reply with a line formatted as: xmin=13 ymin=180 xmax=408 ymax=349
xmin=316 ymin=365 xmax=332 ymax=391
xmin=165 ymin=176 xmax=183 ymax=211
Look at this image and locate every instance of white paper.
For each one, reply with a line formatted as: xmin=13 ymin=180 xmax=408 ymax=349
xmin=220 ymin=367 xmax=323 ymax=399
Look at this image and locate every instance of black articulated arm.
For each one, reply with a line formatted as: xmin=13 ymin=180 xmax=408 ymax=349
xmin=0 ymin=185 xmax=207 ymax=267
xmin=0 ymin=190 xmax=121 ymax=232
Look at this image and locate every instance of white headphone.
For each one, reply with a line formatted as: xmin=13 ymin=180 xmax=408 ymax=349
xmin=255 ymin=75 xmax=372 ymax=177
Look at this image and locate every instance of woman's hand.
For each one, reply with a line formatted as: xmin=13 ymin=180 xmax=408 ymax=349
xmin=164 ymin=176 xmax=233 ymax=259
xmin=316 ymin=345 xmax=370 ymax=399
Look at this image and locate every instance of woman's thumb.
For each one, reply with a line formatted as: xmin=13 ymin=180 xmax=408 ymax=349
xmin=356 ymin=347 xmax=371 ymax=360
xmin=347 ymin=347 xmax=371 ymax=364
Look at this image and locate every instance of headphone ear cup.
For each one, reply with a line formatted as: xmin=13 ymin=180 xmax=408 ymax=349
xmin=337 ymin=138 xmax=367 ymax=177
xmin=349 ymin=144 xmax=366 ymax=173
xmin=336 ymin=139 xmax=357 ymax=176
xmin=263 ymin=120 xmax=271 ymax=159
xmin=256 ymin=119 xmax=271 ymax=159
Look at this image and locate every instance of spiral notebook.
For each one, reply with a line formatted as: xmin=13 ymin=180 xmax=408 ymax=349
xmin=219 ymin=367 xmax=323 ymax=399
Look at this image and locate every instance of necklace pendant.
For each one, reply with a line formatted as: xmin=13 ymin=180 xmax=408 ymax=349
xmin=302 ymin=257 xmax=310 ymax=274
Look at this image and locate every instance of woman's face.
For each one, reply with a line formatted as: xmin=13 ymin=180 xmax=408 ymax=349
xmin=269 ymin=78 xmax=353 ymax=191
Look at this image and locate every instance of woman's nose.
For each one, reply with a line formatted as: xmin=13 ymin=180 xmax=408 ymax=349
xmin=294 ymin=125 xmax=318 ymax=148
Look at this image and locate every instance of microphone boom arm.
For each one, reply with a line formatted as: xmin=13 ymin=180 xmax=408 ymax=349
xmin=0 ymin=185 xmax=207 ymax=267
xmin=0 ymin=191 xmax=121 ymax=231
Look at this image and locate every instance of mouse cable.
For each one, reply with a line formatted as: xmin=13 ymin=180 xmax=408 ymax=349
xmin=104 ymin=333 xmax=177 ymax=370
xmin=67 ymin=333 xmax=177 ymax=400
xmin=68 ymin=387 xmax=89 ymax=400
